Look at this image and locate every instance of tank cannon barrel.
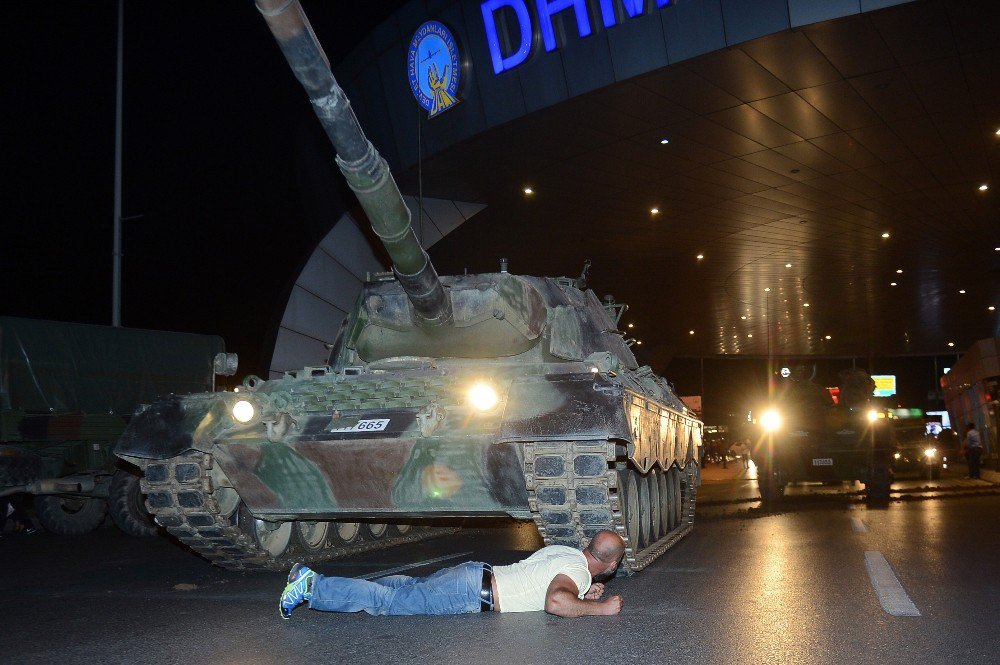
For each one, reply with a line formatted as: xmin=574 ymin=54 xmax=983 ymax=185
xmin=256 ymin=0 xmax=452 ymax=326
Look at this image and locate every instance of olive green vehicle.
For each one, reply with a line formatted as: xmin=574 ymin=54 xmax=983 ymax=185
xmin=115 ymin=0 xmax=703 ymax=574
xmin=0 ymin=316 xmax=228 ymax=536
xmin=751 ymin=369 xmax=895 ymax=504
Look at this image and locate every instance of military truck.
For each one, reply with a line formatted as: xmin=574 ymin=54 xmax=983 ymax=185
xmin=113 ymin=0 xmax=702 ymax=574
xmin=0 ymin=316 xmax=229 ymax=536
xmin=751 ymin=367 xmax=895 ymax=503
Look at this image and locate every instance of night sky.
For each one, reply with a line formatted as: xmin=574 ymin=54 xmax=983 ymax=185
xmin=4 ymin=1 xmax=406 ymax=376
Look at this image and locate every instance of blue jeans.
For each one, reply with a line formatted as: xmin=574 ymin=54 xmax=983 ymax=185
xmin=309 ymin=561 xmax=487 ymax=615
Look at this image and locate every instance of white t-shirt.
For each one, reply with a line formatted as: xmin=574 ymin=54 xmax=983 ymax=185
xmin=492 ymin=545 xmax=591 ymax=613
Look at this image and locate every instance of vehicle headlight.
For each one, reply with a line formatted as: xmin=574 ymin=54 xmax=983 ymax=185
xmin=761 ymin=408 xmax=782 ymax=433
xmin=924 ymin=448 xmax=937 ymax=459
xmin=232 ymin=399 xmax=256 ymax=423
xmin=866 ymin=410 xmax=878 ymax=422
xmin=468 ymin=382 xmax=499 ymax=412
xmin=893 ymin=452 xmax=901 ymax=460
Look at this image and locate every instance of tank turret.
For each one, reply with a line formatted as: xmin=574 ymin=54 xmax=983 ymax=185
xmin=257 ymin=0 xmax=451 ymax=327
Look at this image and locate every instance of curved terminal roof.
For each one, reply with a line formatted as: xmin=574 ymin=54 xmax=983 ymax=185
xmin=272 ymin=0 xmax=999 ymax=373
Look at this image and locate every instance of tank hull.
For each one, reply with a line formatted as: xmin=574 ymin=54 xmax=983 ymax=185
xmin=118 ymin=365 xmax=701 ymax=572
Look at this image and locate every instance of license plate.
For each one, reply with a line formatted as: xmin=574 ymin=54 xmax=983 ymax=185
xmin=326 ymin=418 xmax=390 ymax=433
xmin=812 ymin=458 xmax=834 ymax=466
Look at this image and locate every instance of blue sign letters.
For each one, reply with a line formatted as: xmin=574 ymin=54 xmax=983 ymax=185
xmin=482 ymin=0 xmax=673 ymax=74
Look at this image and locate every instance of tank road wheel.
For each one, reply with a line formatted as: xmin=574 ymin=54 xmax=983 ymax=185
xmin=253 ymin=518 xmax=293 ymax=557
xmin=367 ymin=522 xmax=389 ymax=539
xmin=296 ymin=521 xmax=330 ymax=553
xmin=648 ymin=469 xmax=662 ymax=542
xmin=658 ymin=468 xmax=673 ymax=533
xmin=390 ymin=523 xmax=413 ymax=537
xmin=109 ymin=469 xmax=158 ymax=537
xmin=670 ymin=468 xmax=682 ymax=527
xmin=617 ymin=468 xmax=640 ymax=548
xmin=636 ymin=470 xmax=652 ymax=549
xmin=36 ymin=495 xmax=108 ymax=536
xmin=334 ymin=521 xmax=361 ymax=544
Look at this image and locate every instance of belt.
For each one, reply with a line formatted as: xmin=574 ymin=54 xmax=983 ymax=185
xmin=480 ymin=564 xmax=494 ymax=612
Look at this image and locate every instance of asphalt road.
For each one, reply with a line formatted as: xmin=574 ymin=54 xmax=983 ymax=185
xmin=3 ymin=479 xmax=1000 ymax=665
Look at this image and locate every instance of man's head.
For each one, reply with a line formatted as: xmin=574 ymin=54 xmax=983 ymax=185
xmin=583 ymin=530 xmax=626 ymax=581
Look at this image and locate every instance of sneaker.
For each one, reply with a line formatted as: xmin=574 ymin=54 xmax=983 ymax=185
xmin=279 ymin=563 xmax=315 ymax=620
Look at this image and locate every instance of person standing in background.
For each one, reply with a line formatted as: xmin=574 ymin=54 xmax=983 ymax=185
xmin=963 ymin=423 xmax=983 ymax=479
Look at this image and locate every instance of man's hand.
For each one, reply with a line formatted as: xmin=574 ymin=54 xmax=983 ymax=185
xmin=599 ymin=594 xmax=624 ymax=615
xmin=545 ymin=575 xmax=624 ymax=617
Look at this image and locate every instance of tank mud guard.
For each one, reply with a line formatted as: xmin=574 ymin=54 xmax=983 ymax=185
xmin=139 ymin=452 xmax=456 ymax=571
xmin=524 ymin=440 xmax=697 ymax=575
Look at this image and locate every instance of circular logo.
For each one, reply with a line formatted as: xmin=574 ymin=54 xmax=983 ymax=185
xmin=407 ymin=21 xmax=461 ymax=118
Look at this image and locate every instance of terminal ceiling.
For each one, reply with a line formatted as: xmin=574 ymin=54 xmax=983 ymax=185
xmin=393 ymin=0 xmax=999 ymax=361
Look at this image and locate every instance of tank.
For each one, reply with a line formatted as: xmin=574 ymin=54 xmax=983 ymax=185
xmin=114 ymin=0 xmax=703 ymax=573
xmin=750 ymin=367 xmax=896 ymax=503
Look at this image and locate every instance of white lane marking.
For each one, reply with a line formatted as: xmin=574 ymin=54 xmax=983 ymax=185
xmin=358 ymin=551 xmax=474 ymax=580
xmin=864 ymin=551 xmax=921 ymax=617
xmin=851 ymin=516 xmax=869 ymax=533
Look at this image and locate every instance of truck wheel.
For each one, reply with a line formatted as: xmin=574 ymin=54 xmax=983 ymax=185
xmin=109 ymin=469 xmax=158 ymax=537
xmin=758 ymin=472 xmax=783 ymax=507
xmin=36 ymin=495 xmax=108 ymax=536
xmin=866 ymin=465 xmax=891 ymax=501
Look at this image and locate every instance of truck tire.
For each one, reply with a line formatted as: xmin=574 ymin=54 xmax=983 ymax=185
xmin=866 ymin=464 xmax=891 ymax=501
xmin=36 ymin=495 xmax=108 ymax=536
xmin=109 ymin=469 xmax=158 ymax=537
xmin=0 ymin=446 xmax=43 ymax=486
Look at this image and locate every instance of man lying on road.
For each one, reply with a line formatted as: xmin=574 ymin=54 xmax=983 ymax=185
xmin=279 ymin=529 xmax=626 ymax=618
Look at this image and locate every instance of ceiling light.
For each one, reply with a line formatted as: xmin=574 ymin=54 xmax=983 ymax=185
xmin=764 ymin=287 xmax=771 ymax=292
xmin=659 ymin=138 xmax=670 ymax=144
xmin=995 ymin=128 xmax=1000 ymax=136
xmin=636 ymin=340 xmax=642 ymax=345
xmin=627 ymin=323 xmax=634 ymax=328
xmin=785 ymin=263 xmax=792 ymax=268
xmin=696 ymin=253 xmax=704 ymax=260
xmin=689 ymin=330 xmax=695 ymax=335
xmin=979 ymin=184 xmax=989 ymax=191
xmin=989 ymin=306 xmax=996 ymax=311
xmin=881 ymin=232 xmax=890 ymax=238
xmin=741 ymin=315 xmax=747 ymax=320
xmin=947 ymin=342 xmax=955 ymax=347
xmin=803 ymin=303 xmax=810 ymax=307
xmin=890 ymin=282 xmax=897 ymax=286
xmin=896 ymin=269 xmax=903 ymax=274
xmin=747 ymin=333 xmax=753 ymax=338
xmin=825 ymin=335 xmax=832 ymax=340
xmin=959 ymin=289 xmax=966 ymax=294
xmin=650 ymin=207 xmax=659 ymax=215
xmin=523 ymin=187 xmax=533 ymax=195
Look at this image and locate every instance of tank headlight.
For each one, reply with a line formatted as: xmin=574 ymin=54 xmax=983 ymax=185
xmin=893 ymin=452 xmax=901 ymax=460
xmin=866 ymin=410 xmax=878 ymax=422
xmin=924 ymin=448 xmax=937 ymax=459
xmin=232 ymin=400 xmax=256 ymax=423
xmin=761 ymin=409 xmax=782 ymax=433
xmin=468 ymin=383 xmax=499 ymax=412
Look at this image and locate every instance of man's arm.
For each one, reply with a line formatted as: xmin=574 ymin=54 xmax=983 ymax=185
xmin=543 ymin=574 xmax=623 ymax=617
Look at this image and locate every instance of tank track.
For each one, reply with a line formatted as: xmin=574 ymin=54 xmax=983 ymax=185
xmin=524 ymin=440 xmax=697 ymax=574
xmin=140 ymin=452 xmax=456 ymax=571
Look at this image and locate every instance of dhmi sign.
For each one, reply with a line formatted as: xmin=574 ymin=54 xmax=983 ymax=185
xmin=481 ymin=0 xmax=672 ymax=74
xmin=871 ymin=375 xmax=897 ymax=398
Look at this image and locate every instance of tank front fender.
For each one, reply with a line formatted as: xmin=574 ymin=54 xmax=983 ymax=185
xmin=115 ymin=394 xmax=217 ymax=460
xmin=499 ymin=374 xmax=632 ymax=443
